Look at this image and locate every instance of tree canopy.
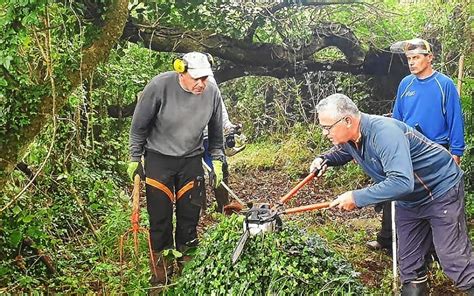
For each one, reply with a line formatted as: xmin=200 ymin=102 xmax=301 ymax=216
xmin=1 ymin=0 xmax=471 ymax=186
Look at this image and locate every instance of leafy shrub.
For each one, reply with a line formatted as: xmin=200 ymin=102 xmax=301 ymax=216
xmin=170 ymin=215 xmax=367 ymax=295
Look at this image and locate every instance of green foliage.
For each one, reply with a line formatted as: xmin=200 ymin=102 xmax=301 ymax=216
xmin=230 ymin=123 xmax=323 ymax=177
xmin=93 ymin=42 xmax=170 ymax=110
xmin=0 ymin=0 xmax=472 ymax=293
xmin=312 ymin=220 xmax=393 ymax=294
xmin=0 ymin=0 xmax=107 ymax=183
xmin=0 ymin=41 xmax=160 ymax=292
xmin=229 ymin=141 xmax=280 ymax=172
xmin=0 ymin=1 xmax=48 ymax=138
xmin=170 ymin=214 xmax=367 ymax=295
xmin=460 ymin=76 xmax=473 ymax=219
xmin=230 ymin=123 xmax=368 ymax=191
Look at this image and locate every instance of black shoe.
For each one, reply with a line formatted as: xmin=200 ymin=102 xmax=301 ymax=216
xmin=366 ymin=240 xmax=391 ymax=251
xmin=466 ymin=287 xmax=474 ymax=296
xmin=401 ymin=277 xmax=428 ymax=296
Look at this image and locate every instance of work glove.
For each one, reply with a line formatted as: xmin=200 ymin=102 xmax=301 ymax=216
xmin=210 ymin=160 xmax=224 ymax=188
xmin=233 ymin=123 xmax=243 ymax=134
xmin=224 ymin=123 xmax=242 ymax=136
xmin=309 ymin=157 xmax=327 ymax=177
xmin=225 ymin=123 xmax=244 ymax=149
xmin=127 ymin=161 xmax=144 ymax=181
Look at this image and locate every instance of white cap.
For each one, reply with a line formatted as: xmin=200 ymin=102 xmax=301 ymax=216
xmin=183 ymin=52 xmax=213 ymax=79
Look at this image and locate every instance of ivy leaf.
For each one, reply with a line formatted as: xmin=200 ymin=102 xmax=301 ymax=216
xmin=22 ymin=215 xmax=34 ymax=223
xmin=9 ymin=230 xmax=22 ymax=246
xmin=172 ymin=249 xmax=183 ymax=258
xmin=12 ymin=205 xmax=21 ymax=215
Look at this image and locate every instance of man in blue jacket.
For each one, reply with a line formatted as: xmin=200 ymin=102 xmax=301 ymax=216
xmin=368 ymin=38 xmax=466 ymax=257
xmin=310 ymin=93 xmax=472 ymax=295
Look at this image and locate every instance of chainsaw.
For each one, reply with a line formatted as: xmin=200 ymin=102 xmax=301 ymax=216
xmin=231 ymin=160 xmax=329 ymax=264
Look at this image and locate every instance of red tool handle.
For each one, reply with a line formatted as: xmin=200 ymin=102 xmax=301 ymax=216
xmin=131 ymin=174 xmax=141 ymax=228
xmin=279 ymin=172 xmax=316 ymax=204
xmin=278 ymin=159 xmax=328 ymax=205
xmin=282 ymin=202 xmax=331 ymax=215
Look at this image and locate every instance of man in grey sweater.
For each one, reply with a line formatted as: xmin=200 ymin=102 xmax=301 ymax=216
xmin=128 ymin=52 xmax=224 ymax=289
xmin=310 ymin=94 xmax=473 ymax=295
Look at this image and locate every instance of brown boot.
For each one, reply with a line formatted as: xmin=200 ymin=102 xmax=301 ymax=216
xmin=176 ymin=254 xmax=193 ymax=276
xmin=215 ymin=186 xmax=230 ymax=213
xmin=149 ymin=251 xmax=174 ymax=294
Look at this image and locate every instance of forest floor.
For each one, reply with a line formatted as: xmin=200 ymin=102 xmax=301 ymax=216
xmin=198 ymin=168 xmax=466 ymax=295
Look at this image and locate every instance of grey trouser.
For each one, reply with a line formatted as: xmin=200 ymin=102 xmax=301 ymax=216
xmin=397 ymin=179 xmax=474 ymax=290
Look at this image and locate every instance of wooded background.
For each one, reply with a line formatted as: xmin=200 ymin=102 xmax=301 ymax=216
xmin=1 ymin=0 xmax=472 ymax=293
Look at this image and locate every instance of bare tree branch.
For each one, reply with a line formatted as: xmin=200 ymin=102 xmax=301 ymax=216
xmin=244 ymin=0 xmax=362 ymax=41
xmin=122 ymin=18 xmax=364 ymax=68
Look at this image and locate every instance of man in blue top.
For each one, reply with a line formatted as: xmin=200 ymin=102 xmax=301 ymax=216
xmin=310 ymin=93 xmax=473 ymax=295
xmin=392 ymin=38 xmax=465 ymax=160
xmin=367 ymin=38 xmax=466 ymax=258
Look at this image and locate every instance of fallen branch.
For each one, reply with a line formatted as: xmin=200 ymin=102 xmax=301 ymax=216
xmin=22 ymin=237 xmax=57 ymax=274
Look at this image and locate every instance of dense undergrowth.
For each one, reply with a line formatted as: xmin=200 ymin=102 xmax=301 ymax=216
xmin=1 ymin=66 xmax=472 ymax=294
xmin=170 ymin=215 xmax=367 ymax=295
xmin=0 ymin=122 xmax=371 ymax=294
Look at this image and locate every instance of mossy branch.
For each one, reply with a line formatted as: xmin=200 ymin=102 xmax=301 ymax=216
xmin=0 ymin=0 xmax=129 ymax=189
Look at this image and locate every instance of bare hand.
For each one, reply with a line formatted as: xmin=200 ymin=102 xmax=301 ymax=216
xmin=452 ymin=155 xmax=461 ymax=165
xmin=329 ymin=191 xmax=356 ymax=211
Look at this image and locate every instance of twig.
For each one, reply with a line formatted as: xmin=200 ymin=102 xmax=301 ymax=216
xmin=22 ymin=237 xmax=57 ymax=274
xmin=70 ymin=187 xmax=98 ymax=239
xmin=456 ymin=54 xmax=464 ymax=96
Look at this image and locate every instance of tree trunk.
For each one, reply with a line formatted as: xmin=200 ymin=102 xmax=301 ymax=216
xmin=0 ymin=0 xmax=129 ymax=189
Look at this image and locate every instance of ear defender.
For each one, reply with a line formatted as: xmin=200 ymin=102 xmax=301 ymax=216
xmin=172 ymin=52 xmax=215 ymax=73
xmin=173 ymin=56 xmax=187 ymax=73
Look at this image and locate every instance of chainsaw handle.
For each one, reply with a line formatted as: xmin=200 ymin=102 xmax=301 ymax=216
xmin=282 ymin=202 xmax=331 ymax=215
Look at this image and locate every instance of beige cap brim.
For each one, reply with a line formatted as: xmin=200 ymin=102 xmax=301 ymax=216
xmin=188 ymin=68 xmax=213 ymax=79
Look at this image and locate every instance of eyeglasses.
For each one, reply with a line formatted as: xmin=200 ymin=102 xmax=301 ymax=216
xmin=319 ymin=117 xmax=346 ymax=132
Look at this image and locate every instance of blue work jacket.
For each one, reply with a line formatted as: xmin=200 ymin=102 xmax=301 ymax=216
xmin=322 ymin=113 xmax=463 ymax=208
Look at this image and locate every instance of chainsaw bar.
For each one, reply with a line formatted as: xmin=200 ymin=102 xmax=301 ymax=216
xmin=231 ymin=229 xmax=250 ymax=264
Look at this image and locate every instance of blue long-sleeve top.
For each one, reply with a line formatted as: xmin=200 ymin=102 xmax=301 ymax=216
xmin=392 ymin=71 xmax=465 ymax=156
xmin=321 ymin=114 xmax=463 ymax=208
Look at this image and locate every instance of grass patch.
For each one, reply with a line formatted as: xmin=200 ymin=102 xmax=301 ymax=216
xmin=230 ymin=124 xmax=369 ymax=191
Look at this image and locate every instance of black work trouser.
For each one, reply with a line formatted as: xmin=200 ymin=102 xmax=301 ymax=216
xmin=377 ymin=201 xmax=393 ymax=247
xmin=144 ymin=151 xmax=205 ymax=252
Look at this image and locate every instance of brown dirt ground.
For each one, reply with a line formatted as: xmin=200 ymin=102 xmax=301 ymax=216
xmin=199 ymin=168 xmax=467 ymax=296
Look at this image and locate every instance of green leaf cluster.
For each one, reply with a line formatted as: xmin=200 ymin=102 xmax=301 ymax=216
xmin=170 ymin=215 xmax=367 ymax=295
